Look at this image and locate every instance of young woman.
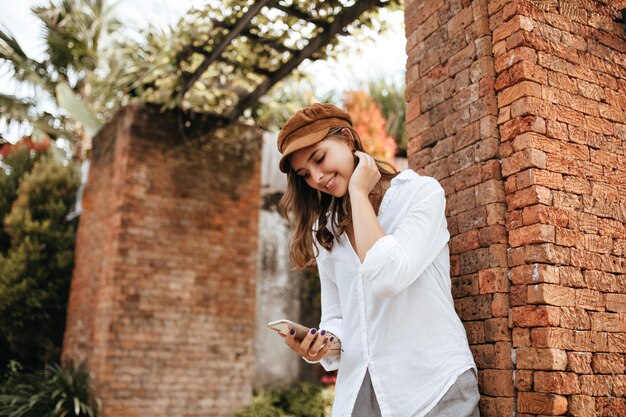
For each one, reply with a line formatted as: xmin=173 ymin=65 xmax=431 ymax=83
xmin=276 ymin=103 xmax=479 ymax=417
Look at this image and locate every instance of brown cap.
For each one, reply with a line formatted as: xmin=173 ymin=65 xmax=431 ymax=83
xmin=277 ymin=103 xmax=352 ymax=173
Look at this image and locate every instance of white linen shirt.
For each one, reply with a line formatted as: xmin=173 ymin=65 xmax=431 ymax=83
xmin=315 ymin=169 xmax=476 ymax=417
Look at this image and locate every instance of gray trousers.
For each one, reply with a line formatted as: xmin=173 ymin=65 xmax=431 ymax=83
xmin=351 ymin=369 xmax=480 ymax=417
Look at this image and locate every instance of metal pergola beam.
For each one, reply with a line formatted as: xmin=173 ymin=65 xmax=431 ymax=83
xmin=268 ymin=0 xmax=330 ymax=29
xmin=212 ymin=20 xmax=298 ymax=55
xmin=226 ymin=0 xmax=383 ymax=122
xmin=177 ymin=0 xmax=272 ymax=100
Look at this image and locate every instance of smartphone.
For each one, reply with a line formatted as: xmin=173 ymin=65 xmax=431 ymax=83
xmin=267 ymin=319 xmax=310 ymax=339
xmin=267 ymin=319 xmax=340 ymax=352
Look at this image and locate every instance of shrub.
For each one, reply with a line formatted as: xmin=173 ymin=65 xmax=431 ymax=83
xmin=0 ymin=149 xmax=80 ymax=371
xmin=234 ymin=383 xmax=334 ymax=417
xmin=0 ymin=361 xmax=99 ymax=417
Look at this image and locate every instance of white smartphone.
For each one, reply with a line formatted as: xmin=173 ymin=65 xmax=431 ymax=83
xmin=267 ymin=319 xmax=341 ymax=352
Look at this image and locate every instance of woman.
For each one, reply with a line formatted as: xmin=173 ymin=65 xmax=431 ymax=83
xmin=276 ymin=103 xmax=479 ymax=416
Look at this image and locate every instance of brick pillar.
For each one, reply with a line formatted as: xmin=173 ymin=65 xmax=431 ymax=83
xmin=62 ymin=103 xmax=262 ymax=417
xmin=405 ymin=0 xmax=625 ymax=416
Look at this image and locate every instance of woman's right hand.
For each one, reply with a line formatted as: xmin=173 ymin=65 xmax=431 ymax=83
xmin=283 ymin=328 xmax=334 ymax=362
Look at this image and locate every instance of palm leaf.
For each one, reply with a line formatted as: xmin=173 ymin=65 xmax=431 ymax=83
xmin=0 ymin=27 xmax=56 ymax=94
xmin=55 ymin=83 xmax=103 ymax=137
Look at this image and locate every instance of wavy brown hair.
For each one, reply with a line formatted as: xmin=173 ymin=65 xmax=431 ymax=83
xmin=278 ymin=127 xmax=399 ymax=270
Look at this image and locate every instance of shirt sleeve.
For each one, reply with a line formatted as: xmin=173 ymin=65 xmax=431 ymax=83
xmin=358 ymin=177 xmax=450 ymax=299
xmin=317 ymin=260 xmax=342 ymax=372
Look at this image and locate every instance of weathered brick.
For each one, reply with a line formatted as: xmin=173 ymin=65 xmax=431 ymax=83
xmin=579 ymin=375 xmax=614 ymax=396
xmin=517 ymin=391 xmax=568 ymax=415
xmin=514 ymin=369 xmax=533 ymax=391
xmin=567 ymin=351 xmax=593 ymax=374
xmin=481 ymin=369 xmax=515 ymax=396
xmin=511 ymin=305 xmax=560 ymax=327
xmin=534 ymin=371 xmax=581 ymax=395
xmin=502 ymin=147 xmax=547 ymax=176
xmin=516 ymin=347 xmax=567 ymax=370
xmin=595 ymin=397 xmax=626 ymax=417
xmin=531 ymin=327 xmax=576 ymax=350
xmin=522 ymin=205 xmax=568 ymax=227
xmin=489 ymin=291 xmax=508 ymax=319
xmin=560 ymin=307 xmax=591 ymax=330
xmin=606 ymin=293 xmax=626 ymax=313
xmin=591 ymin=353 xmax=624 ymax=374
xmin=510 ymin=264 xmax=560 ymax=285
xmin=576 ymin=288 xmax=605 ymax=311
xmin=590 ymin=312 xmax=621 ymax=332
xmin=509 ymin=223 xmax=555 ymax=247
xmin=447 ymin=6 xmax=474 ymax=36
xmin=527 ymin=283 xmax=575 ymax=306
xmin=495 ymin=46 xmax=538 ymax=73
xmin=456 ymin=294 xmax=493 ymax=320
xmin=569 ymin=395 xmax=596 ymax=417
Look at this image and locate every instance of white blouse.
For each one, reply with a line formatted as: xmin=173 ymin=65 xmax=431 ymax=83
xmin=315 ymin=169 xmax=476 ymax=417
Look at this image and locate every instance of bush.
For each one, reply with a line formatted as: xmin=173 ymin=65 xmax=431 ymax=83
xmin=0 ymin=139 xmax=50 ymax=255
xmin=234 ymin=383 xmax=334 ymax=417
xmin=0 ymin=361 xmax=99 ymax=417
xmin=0 ymin=147 xmax=80 ymax=371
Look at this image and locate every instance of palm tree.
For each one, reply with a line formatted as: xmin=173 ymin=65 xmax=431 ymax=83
xmin=0 ymin=0 xmax=120 ymax=160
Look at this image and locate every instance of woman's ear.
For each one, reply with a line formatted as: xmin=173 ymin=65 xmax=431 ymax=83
xmin=340 ymin=127 xmax=355 ymax=139
xmin=339 ymin=127 xmax=356 ymax=150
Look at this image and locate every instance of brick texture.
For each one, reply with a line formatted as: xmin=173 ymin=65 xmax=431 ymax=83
xmin=406 ymin=0 xmax=625 ymax=416
xmin=62 ymin=103 xmax=262 ymax=417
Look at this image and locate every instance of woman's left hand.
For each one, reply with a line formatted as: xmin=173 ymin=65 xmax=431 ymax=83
xmin=348 ymin=151 xmax=381 ymax=196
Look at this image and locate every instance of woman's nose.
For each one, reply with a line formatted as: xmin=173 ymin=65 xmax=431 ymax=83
xmin=310 ymin=168 xmax=324 ymax=187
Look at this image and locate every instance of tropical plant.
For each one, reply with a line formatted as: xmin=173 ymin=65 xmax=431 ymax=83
xmin=0 ymin=360 xmax=99 ymax=417
xmin=0 ymin=0 xmax=120 ymax=158
xmin=0 ymin=145 xmax=80 ymax=371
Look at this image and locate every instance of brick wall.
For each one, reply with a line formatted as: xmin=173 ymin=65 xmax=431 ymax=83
xmin=62 ymin=103 xmax=262 ymax=417
xmin=405 ymin=0 xmax=625 ymax=415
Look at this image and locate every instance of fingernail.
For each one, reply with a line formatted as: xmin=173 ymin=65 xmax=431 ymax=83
xmin=320 ymin=329 xmax=326 ymax=336
xmin=310 ymin=328 xmax=317 ymax=335
xmin=290 ymin=329 xmax=295 ymax=335
xmin=330 ymin=336 xmax=334 ymax=341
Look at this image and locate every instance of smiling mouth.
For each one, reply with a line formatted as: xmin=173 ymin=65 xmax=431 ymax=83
xmin=324 ymin=174 xmax=336 ymax=190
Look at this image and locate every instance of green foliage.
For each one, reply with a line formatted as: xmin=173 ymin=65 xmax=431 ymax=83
xmin=0 ymin=151 xmax=80 ymax=371
xmin=0 ymin=141 xmax=49 ymax=255
xmin=368 ymin=78 xmax=406 ymax=156
xmin=234 ymin=383 xmax=334 ymax=417
xmin=0 ymin=360 xmax=99 ymax=417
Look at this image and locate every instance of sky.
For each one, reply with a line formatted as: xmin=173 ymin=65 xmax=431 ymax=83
xmin=0 ymin=0 xmax=407 ymax=143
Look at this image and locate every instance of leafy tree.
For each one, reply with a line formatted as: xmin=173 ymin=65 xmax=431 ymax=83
xmin=0 ymin=149 xmax=80 ymax=371
xmin=0 ymin=138 xmax=52 ymax=255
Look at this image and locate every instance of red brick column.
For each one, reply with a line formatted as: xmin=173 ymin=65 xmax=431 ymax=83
xmin=62 ymin=103 xmax=262 ymax=417
xmin=493 ymin=2 xmax=625 ymax=416
xmin=405 ymin=1 xmax=625 ymax=416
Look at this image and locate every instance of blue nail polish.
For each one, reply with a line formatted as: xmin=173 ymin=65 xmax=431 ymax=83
xmin=290 ymin=329 xmax=295 ymax=335
xmin=310 ymin=328 xmax=317 ymax=335
xmin=320 ymin=329 xmax=326 ymax=336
